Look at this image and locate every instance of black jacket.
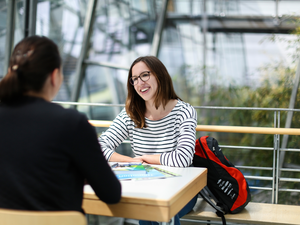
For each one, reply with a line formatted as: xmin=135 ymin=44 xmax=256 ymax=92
xmin=0 ymin=96 xmax=121 ymax=212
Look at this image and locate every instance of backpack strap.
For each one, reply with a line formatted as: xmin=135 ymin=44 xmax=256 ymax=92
xmin=198 ymin=137 xmax=219 ymax=175
xmin=199 ymin=187 xmax=227 ymax=225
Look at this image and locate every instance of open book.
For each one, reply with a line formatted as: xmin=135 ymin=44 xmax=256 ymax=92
xmin=110 ymin=163 xmax=180 ymax=181
xmin=112 ymin=163 xmax=147 ymax=175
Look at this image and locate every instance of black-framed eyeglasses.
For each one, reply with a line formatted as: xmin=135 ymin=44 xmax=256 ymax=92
xmin=129 ymin=71 xmax=151 ymax=86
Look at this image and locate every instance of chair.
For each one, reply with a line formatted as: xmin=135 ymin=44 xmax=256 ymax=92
xmin=0 ymin=208 xmax=87 ymax=225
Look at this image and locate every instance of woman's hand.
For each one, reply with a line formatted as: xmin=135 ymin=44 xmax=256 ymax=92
xmin=134 ymin=154 xmax=161 ymax=165
xmin=109 ymin=152 xmax=143 ymax=163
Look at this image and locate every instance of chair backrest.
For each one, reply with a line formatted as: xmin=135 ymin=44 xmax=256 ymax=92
xmin=0 ymin=208 xmax=87 ymax=225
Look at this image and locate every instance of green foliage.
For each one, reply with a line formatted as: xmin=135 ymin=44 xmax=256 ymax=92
xmin=200 ymin=61 xmax=300 ymax=204
xmin=176 ymin=21 xmax=300 ymax=204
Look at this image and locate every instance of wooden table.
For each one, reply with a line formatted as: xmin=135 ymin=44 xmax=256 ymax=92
xmin=83 ymin=165 xmax=207 ymax=225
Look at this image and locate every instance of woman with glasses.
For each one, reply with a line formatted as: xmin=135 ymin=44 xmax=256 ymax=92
xmin=99 ymin=56 xmax=198 ymax=225
xmin=0 ymin=36 xmax=121 ymax=212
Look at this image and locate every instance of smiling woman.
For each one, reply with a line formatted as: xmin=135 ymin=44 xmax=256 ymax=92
xmin=127 ymin=56 xmax=181 ymax=128
xmin=99 ymin=56 xmax=197 ymax=166
xmin=98 ymin=56 xmax=198 ymax=225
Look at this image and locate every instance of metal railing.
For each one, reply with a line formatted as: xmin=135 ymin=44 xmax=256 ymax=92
xmin=54 ymin=101 xmax=300 ymax=204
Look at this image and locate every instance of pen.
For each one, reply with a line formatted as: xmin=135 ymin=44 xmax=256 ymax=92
xmin=111 ymin=163 xmax=118 ymax=168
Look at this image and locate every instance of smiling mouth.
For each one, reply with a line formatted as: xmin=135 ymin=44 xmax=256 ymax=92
xmin=141 ymin=88 xmax=149 ymax=92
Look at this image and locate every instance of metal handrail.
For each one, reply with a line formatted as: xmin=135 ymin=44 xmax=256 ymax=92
xmin=89 ymin=120 xmax=300 ymax=135
xmin=53 ymin=101 xmax=300 ymax=112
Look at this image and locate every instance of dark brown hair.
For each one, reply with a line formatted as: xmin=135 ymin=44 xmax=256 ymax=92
xmin=125 ymin=56 xmax=180 ymax=128
xmin=0 ymin=36 xmax=61 ymax=103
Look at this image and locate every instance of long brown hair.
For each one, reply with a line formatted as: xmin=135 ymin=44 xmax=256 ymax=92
xmin=0 ymin=36 xmax=61 ymax=103
xmin=125 ymin=56 xmax=181 ymax=128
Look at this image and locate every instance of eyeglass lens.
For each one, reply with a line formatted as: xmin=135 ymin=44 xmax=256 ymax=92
xmin=130 ymin=71 xmax=150 ymax=85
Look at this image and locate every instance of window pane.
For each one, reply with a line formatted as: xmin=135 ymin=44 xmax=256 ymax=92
xmin=0 ymin=0 xmax=7 ymax=78
xmin=87 ymin=0 xmax=157 ymax=67
xmin=76 ymin=65 xmax=127 ymax=120
xmin=168 ymin=0 xmax=300 ymax=16
xmin=36 ymin=0 xmax=88 ymax=101
xmin=278 ymin=1 xmax=300 ymax=16
xmin=159 ymin=21 xmax=297 ymax=110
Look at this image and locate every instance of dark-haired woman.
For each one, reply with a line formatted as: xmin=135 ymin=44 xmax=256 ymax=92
xmin=99 ymin=56 xmax=197 ymax=224
xmin=0 ymin=36 xmax=121 ymax=212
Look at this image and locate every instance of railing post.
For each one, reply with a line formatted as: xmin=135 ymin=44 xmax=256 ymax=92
xmin=4 ymin=0 xmax=16 ymax=76
xmin=275 ymin=111 xmax=281 ymax=204
xmin=272 ymin=111 xmax=277 ymax=203
xmin=273 ymin=110 xmax=281 ymax=204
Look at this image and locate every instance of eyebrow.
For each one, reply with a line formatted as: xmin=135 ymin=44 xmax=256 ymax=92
xmin=132 ymin=71 xmax=149 ymax=77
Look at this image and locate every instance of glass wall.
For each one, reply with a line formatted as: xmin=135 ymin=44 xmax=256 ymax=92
xmin=29 ymin=0 xmax=88 ymax=101
xmin=0 ymin=0 xmax=7 ymax=78
xmin=1 ymin=0 xmax=300 ymax=205
xmin=3 ymin=0 xmax=299 ymax=118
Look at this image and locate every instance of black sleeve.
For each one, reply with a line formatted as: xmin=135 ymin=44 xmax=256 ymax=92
xmin=70 ymin=116 xmax=121 ymax=204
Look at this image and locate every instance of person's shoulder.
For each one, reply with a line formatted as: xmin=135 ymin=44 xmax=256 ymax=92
xmin=50 ymin=102 xmax=77 ymax=114
xmin=112 ymin=108 xmax=136 ymax=129
xmin=176 ymin=99 xmax=196 ymax=111
xmin=116 ymin=108 xmax=132 ymax=121
xmin=49 ymin=102 xmax=88 ymax=125
xmin=119 ymin=108 xmax=128 ymax=117
xmin=175 ymin=99 xmax=197 ymax=119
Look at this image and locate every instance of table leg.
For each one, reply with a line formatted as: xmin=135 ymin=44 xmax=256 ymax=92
xmin=86 ymin=214 xmax=90 ymax=225
xmin=159 ymin=217 xmax=174 ymax=225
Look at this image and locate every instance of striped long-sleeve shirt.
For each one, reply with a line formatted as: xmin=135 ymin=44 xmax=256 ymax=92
xmin=98 ymin=100 xmax=197 ymax=167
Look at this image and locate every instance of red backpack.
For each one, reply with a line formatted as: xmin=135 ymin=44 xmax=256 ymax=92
xmin=193 ymin=136 xmax=251 ymax=224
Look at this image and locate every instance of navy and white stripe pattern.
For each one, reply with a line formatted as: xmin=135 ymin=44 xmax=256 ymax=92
xmin=98 ymin=100 xmax=197 ymax=167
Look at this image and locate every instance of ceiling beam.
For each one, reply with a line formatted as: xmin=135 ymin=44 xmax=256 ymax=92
xmin=167 ymin=15 xmax=299 ymax=33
